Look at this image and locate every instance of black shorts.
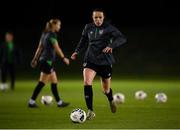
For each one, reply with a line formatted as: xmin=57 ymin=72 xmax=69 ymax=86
xmin=83 ymin=62 xmax=112 ymax=78
xmin=39 ymin=60 xmax=54 ymax=74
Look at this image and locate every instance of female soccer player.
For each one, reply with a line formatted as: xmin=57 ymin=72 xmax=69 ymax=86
xmin=28 ymin=19 xmax=70 ymax=108
xmin=71 ymin=9 xmax=126 ymax=119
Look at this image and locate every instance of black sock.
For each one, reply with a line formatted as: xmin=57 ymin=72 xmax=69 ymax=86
xmin=105 ymin=88 xmax=113 ymax=102
xmin=51 ymin=83 xmax=60 ymax=102
xmin=31 ymin=81 xmax=45 ymax=100
xmin=84 ymin=85 xmax=93 ymax=111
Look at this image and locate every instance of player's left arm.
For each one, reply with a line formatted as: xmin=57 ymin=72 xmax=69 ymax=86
xmin=103 ymin=26 xmax=127 ymax=53
xmin=108 ymin=26 xmax=127 ymax=49
xmin=51 ymin=37 xmax=70 ymax=65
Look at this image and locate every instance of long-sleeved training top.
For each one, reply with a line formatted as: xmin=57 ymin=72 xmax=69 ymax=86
xmin=75 ymin=22 xmax=127 ymax=65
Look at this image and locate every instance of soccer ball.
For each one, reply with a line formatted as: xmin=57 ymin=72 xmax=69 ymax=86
xmin=70 ymin=108 xmax=86 ymax=123
xmin=113 ymin=93 xmax=125 ymax=104
xmin=135 ymin=90 xmax=147 ymax=100
xmin=0 ymin=84 xmax=8 ymax=91
xmin=41 ymin=95 xmax=53 ymax=105
xmin=155 ymin=93 xmax=167 ymax=103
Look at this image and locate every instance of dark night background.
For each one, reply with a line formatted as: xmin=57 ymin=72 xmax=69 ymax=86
xmin=0 ymin=0 xmax=179 ymax=79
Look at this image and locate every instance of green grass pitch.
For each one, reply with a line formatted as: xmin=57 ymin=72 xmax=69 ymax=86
xmin=0 ymin=79 xmax=180 ymax=129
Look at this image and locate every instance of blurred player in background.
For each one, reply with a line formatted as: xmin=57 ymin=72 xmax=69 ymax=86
xmin=0 ymin=32 xmax=21 ymax=91
xmin=71 ymin=9 xmax=126 ymax=119
xmin=28 ymin=19 xmax=70 ymax=108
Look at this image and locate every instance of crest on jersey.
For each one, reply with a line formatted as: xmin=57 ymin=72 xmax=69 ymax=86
xmin=99 ymin=30 xmax=104 ymax=35
xmin=90 ymin=31 xmax=93 ymax=34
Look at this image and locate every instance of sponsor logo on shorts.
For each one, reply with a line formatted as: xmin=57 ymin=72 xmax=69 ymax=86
xmin=50 ymin=68 xmax=54 ymax=73
xmin=83 ymin=63 xmax=87 ymax=67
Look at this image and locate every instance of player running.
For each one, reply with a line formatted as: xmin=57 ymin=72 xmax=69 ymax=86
xmin=71 ymin=9 xmax=126 ymax=120
xmin=28 ymin=19 xmax=70 ymax=108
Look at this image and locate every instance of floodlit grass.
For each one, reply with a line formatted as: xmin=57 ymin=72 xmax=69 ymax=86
xmin=0 ymin=79 xmax=180 ymax=129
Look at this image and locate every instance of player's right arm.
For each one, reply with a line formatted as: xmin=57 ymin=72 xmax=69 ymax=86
xmin=52 ymin=42 xmax=70 ymax=65
xmin=71 ymin=24 xmax=88 ymax=60
xmin=49 ymin=35 xmax=69 ymax=65
xmin=31 ymin=41 xmax=43 ymax=68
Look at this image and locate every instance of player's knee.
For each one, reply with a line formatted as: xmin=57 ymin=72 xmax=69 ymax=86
xmin=102 ymin=86 xmax=110 ymax=93
xmin=39 ymin=79 xmax=47 ymax=84
xmin=50 ymin=78 xmax=58 ymax=84
xmin=84 ymin=79 xmax=92 ymax=85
